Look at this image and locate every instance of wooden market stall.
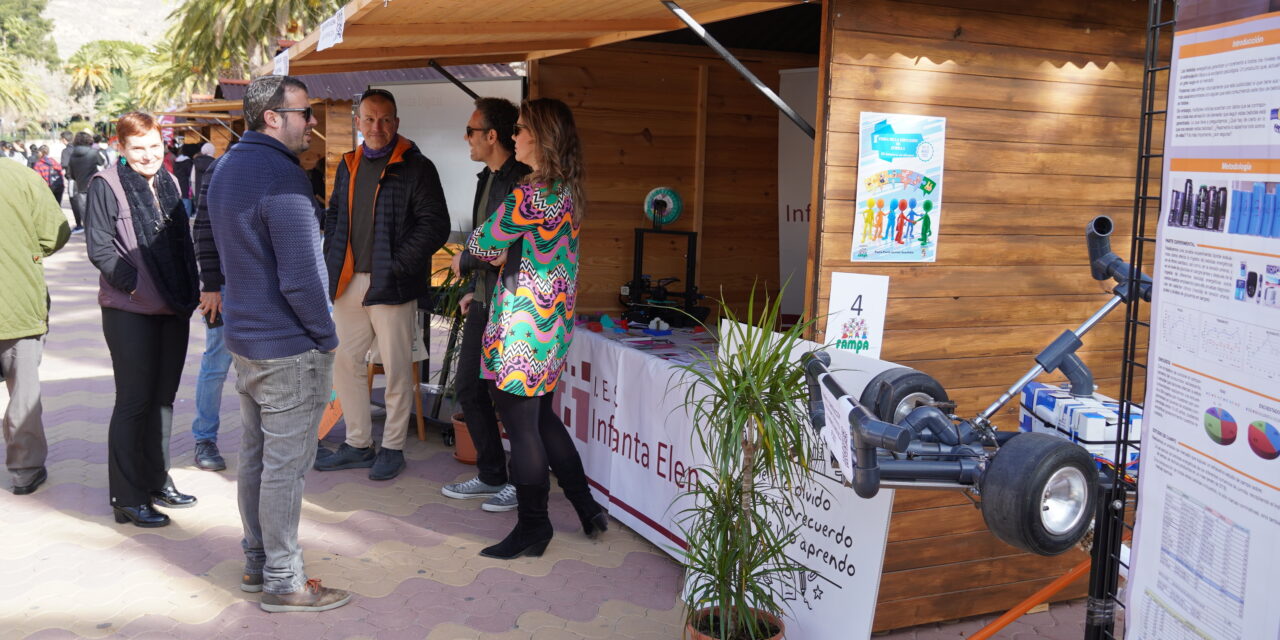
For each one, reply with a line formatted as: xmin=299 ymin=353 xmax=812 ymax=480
xmin=271 ymin=0 xmax=1158 ymax=631
xmin=167 ymin=94 xmax=350 ymax=198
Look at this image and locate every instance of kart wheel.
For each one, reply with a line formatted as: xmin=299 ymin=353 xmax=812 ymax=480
xmin=858 ymin=367 xmax=949 ymax=424
xmin=979 ymin=433 xmax=1097 ymax=556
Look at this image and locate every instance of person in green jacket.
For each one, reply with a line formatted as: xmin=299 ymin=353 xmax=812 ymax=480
xmin=0 ymin=159 xmax=70 ymax=495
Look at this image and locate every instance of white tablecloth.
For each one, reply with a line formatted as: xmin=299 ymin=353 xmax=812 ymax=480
xmin=551 ymin=328 xmax=713 ymax=554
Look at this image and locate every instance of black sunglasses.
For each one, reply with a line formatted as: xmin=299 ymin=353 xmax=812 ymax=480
xmin=272 ymin=106 xmax=313 ymax=121
xmin=465 ymin=126 xmax=493 ymax=137
xmin=513 ymin=123 xmax=528 ymax=134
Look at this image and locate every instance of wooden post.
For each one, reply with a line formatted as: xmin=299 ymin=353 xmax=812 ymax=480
xmin=692 ymin=63 xmax=708 ymax=287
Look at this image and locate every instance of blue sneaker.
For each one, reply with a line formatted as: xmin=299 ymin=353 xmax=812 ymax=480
xmin=369 ymin=448 xmax=405 ymax=481
xmin=313 ymin=443 xmax=375 ymax=471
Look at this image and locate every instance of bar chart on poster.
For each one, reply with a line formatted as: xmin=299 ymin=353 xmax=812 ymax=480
xmin=1126 ymin=6 xmax=1280 ymax=640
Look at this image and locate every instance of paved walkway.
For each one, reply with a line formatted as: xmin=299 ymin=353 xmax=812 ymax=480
xmin=0 ymin=216 xmax=1091 ymax=639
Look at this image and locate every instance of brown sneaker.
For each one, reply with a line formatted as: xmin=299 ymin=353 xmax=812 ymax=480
xmin=259 ymin=578 xmax=351 ymax=613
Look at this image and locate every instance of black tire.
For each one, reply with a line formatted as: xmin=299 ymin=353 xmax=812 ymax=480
xmin=858 ymin=367 xmax=949 ymax=424
xmin=979 ymin=433 xmax=1098 ymax=556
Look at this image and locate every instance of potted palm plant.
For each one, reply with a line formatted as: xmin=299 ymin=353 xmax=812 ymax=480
xmin=425 ymin=244 xmax=472 ymax=452
xmin=675 ymin=286 xmax=817 ymax=640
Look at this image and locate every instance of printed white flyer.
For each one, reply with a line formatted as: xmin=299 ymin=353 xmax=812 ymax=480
xmin=824 ymin=272 xmax=890 ymax=358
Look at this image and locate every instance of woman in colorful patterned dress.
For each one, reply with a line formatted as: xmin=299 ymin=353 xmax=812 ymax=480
xmin=452 ymin=98 xmax=607 ymax=559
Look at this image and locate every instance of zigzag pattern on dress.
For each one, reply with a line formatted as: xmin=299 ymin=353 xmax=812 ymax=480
xmin=519 ymin=262 xmax=576 ymax=313
xmin=467 ymin=181 xmax=580 ymax=397
xmin=517 ymin=184 xmax=569 ymax=231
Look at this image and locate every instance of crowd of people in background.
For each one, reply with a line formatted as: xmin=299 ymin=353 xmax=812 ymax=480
xmin=0 ymin=75 xmax=591 ymax=615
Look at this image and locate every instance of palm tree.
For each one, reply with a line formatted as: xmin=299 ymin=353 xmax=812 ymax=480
xmin=133 ymin=41 xmax=207 ymax=111
xmin=159 ymin=0 xmax=343 ymax=90
xmin=66 ymin=40 xmax=148 ymax=95
xmin=0 ymin=53 xmax=46 ymax=114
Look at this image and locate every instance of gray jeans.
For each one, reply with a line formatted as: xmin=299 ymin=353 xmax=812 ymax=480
xmin=1 ymin=336 xmax=47 ymax=486
xmin=232 ymin=348 xmax=333 ymax=595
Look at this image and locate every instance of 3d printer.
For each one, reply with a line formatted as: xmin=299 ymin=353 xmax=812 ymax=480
xmin=618 ymin=188 xmax=711 ymax=327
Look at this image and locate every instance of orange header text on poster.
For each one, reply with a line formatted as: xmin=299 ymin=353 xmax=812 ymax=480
xmin=1179 ymin=27 xmax=1280 ymax=58
xmin=1169 ymin=158 xmax=1280 ymax=174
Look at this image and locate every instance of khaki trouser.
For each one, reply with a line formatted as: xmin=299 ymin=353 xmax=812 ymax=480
xmin=331 ymin=273 xmax=416 ymax=451
xmin=1 ymin=335 xmax=48 ymax=487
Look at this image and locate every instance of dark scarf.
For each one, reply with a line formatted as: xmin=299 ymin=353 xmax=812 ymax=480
xmin=362 ymin=135 xmax=398 ymax=159
xmin=118 ymin=162 xmax=200 ymax=316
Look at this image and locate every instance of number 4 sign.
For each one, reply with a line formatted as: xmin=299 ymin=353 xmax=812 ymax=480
xmin=824 ymin=272 xmax=890 ymax=358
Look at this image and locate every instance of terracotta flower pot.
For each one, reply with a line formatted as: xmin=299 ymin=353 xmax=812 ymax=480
xmin=451 ymin=412 xmax=477 ymax=465
xmin=685 ymin=608 xmax=784 ymax=640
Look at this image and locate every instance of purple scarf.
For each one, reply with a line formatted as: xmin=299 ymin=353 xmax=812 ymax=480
xmin=362 ymin=135 xmax=398 ymax=159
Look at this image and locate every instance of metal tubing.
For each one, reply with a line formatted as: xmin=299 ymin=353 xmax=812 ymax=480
xmin=976 ymin=296 xmax=1124 ymax=423
xmin=428 ymin=59 xmax=480 ymax=100
xmin=661 ymin=1 xmax=816 ymax=139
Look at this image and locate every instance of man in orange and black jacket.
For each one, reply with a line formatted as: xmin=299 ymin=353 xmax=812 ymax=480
xmin=318 ymin=88 xmax=449 ymax=481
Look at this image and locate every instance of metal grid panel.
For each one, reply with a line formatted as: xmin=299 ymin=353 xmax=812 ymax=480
xmin=1082 ymin=1 xmax=1173 ymax=638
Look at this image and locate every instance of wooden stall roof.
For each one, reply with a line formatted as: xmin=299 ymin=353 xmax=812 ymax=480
xmin=268 ymin=0 xmax=803 ymax=75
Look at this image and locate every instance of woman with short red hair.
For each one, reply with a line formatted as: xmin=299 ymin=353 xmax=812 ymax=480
xmin=85 ymin=112 xmax=201 ymax=528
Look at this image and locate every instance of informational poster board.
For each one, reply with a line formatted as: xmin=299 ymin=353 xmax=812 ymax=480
xmin=824 ymin=272 xmax=890 ymax=358
xmin=778 ymin=68 xmax=818 ymax=317
xmin=1125 ymin=8 xmax=1280 ymax=640
xmin=850 ymin=112 xmax=945 ymax=262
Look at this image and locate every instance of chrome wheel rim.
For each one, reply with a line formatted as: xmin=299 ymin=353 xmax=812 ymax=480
xmin=893 ymin=392 xmax=936 ymax=424
xmin=1040 ymin=466 xmax=1089 ymax=535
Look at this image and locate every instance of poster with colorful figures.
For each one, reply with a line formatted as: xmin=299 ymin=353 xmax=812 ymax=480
xmin=850 ymin=112 xmax=946 ymax=262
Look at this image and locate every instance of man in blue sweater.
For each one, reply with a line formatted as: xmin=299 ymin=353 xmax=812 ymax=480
xmin=207 ymin=75 xmax=349 ymax=613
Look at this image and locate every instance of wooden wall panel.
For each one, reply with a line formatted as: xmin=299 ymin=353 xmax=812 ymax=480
xmin=534 ymin=43 xmax=815 ymax=313
xmin=814 ymin=0 xmax=1160 ymax=631
xmin=323 ymin=100 xmax=354 ymax=202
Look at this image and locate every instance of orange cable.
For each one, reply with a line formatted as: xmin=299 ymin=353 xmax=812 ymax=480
xmin=967 ymin=558 xmax=1091 ymax=640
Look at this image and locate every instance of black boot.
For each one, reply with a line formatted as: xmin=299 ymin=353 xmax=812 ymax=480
xmin=480 ymin=483 xmax=553 ymax=559
xmin=569 ymin=495 xmax=609 ymax=539
xmin=550 ymin=455 xmax=609 ymax=538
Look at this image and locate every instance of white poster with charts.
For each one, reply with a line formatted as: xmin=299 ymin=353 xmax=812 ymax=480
xmin=1126 ymin=8 xmax=1280 ymax=640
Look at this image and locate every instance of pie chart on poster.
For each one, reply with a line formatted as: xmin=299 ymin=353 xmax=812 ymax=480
xmin=1248 ymin=421 xmax=1280 ymax=460
xmin=1204 ymin=408 xmax=1237 ymax=445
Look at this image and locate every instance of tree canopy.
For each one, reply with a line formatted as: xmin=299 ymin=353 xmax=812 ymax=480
xmin=0 ymin=0 xmax=59 ymax=68
xmin=0 ymin=0 xmax=56 ymax=116
xmin=136 ymin=0 xmax=343 ymax=108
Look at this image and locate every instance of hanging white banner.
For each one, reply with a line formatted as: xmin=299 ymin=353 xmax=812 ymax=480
xmin=317 ymin=8 xmax=346 ymax=52
xmin=272 ymin=50 xmax=289 ymax=76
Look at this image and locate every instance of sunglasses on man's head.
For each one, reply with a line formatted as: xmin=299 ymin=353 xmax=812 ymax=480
xmin=465 ymin=126 xmax=492 ymax=137
xmin=361 ymin=88 xmax=395 ymax=101
xmin=272 ymin=106 xmax=313 ymax=121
